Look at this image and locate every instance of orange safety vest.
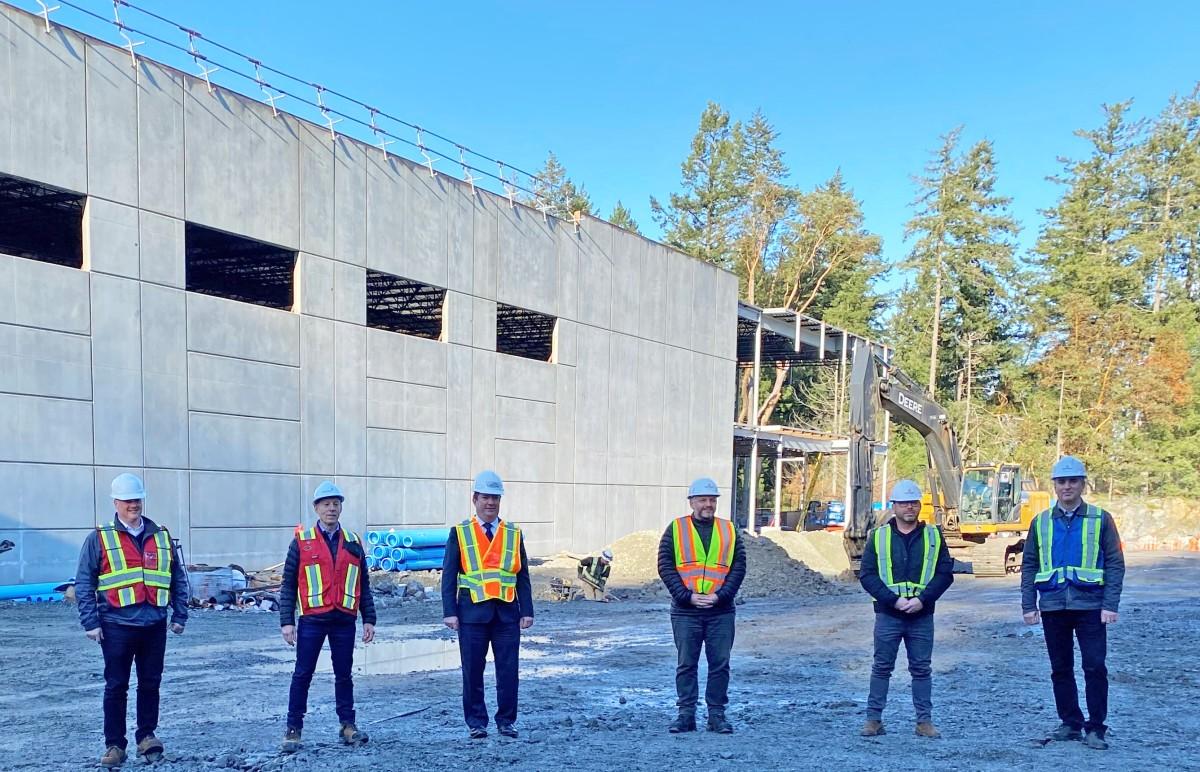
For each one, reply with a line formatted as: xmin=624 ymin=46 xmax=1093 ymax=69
xmin=96 ymin=524 xmax=174 ymax=608
xmin=671 ymin=516 xmax=737 ymax=594
xmin=455 ymin=519 xmax=522 ymax=603
xmin=296 ymin=527 xmax=363 ymax=617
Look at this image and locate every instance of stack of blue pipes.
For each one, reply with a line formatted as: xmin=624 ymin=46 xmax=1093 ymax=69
xmin=364 ymin=528 xmax=450 ymax=572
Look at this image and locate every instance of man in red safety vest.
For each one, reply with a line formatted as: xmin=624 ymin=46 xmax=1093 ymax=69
xmin=75 ymin=473 xmax=189 ymax=769
xmin=279 ymin=481 xmax=376 ymax=753
xmin=657 ymin=477 xmax=747 ymax=735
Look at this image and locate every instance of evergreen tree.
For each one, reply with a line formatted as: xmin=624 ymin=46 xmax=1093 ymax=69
xmin=525 ymin=151 xmax=592 ymax=217
xmin=608 ymin=200 xmax=640 ymax=233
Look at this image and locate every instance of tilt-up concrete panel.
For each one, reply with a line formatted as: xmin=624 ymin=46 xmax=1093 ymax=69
xmin=402 ymin=478 xmax=447 ymax=526
xmin=472 ymin=196 xmax=498 ymax=302
xmin=84 ymin=198 xmax=140 ymax=279
xmin=633 ymin=338 xmax=666 ymax=488
xmin=0 ymin=324 xmax=91 ymax=400
xmin=187 ymin=353 xmax=300 ymax=421
xmin=138 ymin=211 xmax=185 ymax=289
xmin=365 ymin=153 xmax=408 ymax=278
xmin=0 ymin=393 xmax=93 ymax=464
xmin=189 ymin=527 xmax=294 ymax=571
xmin=444 ymin=291 xmax=473 ymax=347
xmin=5 ymin=256 xmax=90 ymax=334
xmin=639 ymin=243 xmax=670 ymax=344
xmin=136 ymin=60 xmax=186 ymax=219
xmin=553 ymin=483 xmax=575 ymax=551
xmin=575 ymin=220 xmax=613 ymax=329
xmin=554 ymin=367 xmax=576 ymax=483
xmin=555 ymin=227 xmax=580 ymax=325
xmin=298 ymin=123 xmax=335 ymax=259
xmin=663 ymin=249 xmax=695 ymax=347
xmin=189 ymin=413 xmax=299 ymax=474
xmin=660 ymin=344 xmax=693 ymax=486
xmin=570 ymin=483 xmax=607 ymax=553
xmin=605 ymin=487 xmax=637 ymax=547
xmin=495 ymin=355 xmax=556 ymax=404
xmin=0 ymin=7 xmax=86 ymax=193
xmin=334 ymin=138 xmax=368 ymax=267
xmin=403 ymin=335 xmax=449 ymax=388
xmin=445 ymin=345 xmax=473 ymax=481
xmin=401 ymin=161 xmax=449 ymax=289
xmin=91 ymin=274 xmax=144 ymax=467
xmin=365 ymin=327 xmax=405 ymax=383
xmin=333 ymin=321 xmax=366 ymax=476
xmin=7 ymin=528 xmax=90 ymax=584
xmin=84 ymin=41 xmax=138 ymax=207
xmin=608 ymin=231 xmax=642 ymax=337
xmin=333 ymin=261 xmax=366 ymax=325
xmin=140 ymin=284 xmax=188 ymax=469
xmin=366 ymin=428 xmax=446 ymax=479
xmin=183 ymin=80 xmax=301 ymax=249
xmin=190 ymin=471 xmax=302 ymax=528
xmin=495 ymin=440 xmax=555 ymax=484
xmin=496 ymin=205 xmax=556 ymax=317
xmin=0 ymin=462 xmax=95 ymax=530
xmin=496 ymin=397 xmax=555 ymax=445
xmin=365 ymin=477 xmax=403 ymax=528
xmin=505 ymin=481 xmax=555 ymax=529
xmin=446 ymin=185 xmax=474 ymax=294
xmin=366 ymin=379 xmax=447 ymax=434
xmin=144 ymin=468 xmax=189 ymax=539
xmin=296 ymin=253 xmax=335 ymax=319
xmin=300 ymin=316 xmax=336 ymax=475
xmin=472 ymin=297 xmax=496 ymax=352
xmin=470 ymin=349 xmax=497 ymax=474
xmin=573 ymin=325 xmax=610 ymax=485
xmin=186 ymin=293 xmax=300 ymax=367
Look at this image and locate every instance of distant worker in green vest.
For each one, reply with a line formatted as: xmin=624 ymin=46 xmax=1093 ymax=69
xmin=858 ymin=479 xmax=954 ymax=739
xmin=577 ymin=549 xmax=613 ymax=600
xmin=1021 ymin=456 xmax=1125 ymax=750
xmin=657 ymin=477 xmax=747 ymax=734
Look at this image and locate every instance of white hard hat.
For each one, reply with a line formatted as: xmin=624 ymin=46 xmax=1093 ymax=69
xmin=601 ymin=549 xmax=614 ymax=562
xmin=687 ymin=477 xmax=720 ymax=497
xmin=111 ymin=473 xmax=146 ymax=501
xmin=473 ymin=470 xmax=505 ymax=496
xmin=889 ymin=479 xmax=923 ymax=503
xmin=312 ymin=480 xmax=345 ymax=504
xmin=1050 ymin=456 xmax=1087 ymax=480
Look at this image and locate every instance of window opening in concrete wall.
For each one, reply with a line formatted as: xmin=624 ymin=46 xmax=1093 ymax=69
xmin=496 ymin=304 xmax=556 ymax=361
xmin=185 ymin=223 xmax=297 ymax=310
xmin=0 ymin=174 xmax=85 ymax=268
xmin=366 ymin=270 xmax=446 ymax=340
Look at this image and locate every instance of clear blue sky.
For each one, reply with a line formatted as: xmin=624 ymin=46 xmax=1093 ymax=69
xmin=32 ymin=0 xmax=1200 ymax=291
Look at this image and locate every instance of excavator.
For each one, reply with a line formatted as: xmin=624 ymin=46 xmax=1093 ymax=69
xmin=844 ymin=348 xmax=1050 ymax=577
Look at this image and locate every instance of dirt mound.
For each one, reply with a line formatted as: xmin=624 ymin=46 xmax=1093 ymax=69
xmin=759 ymin=529 xmax=851 ymax=577
xmin=1105 ymin=497 xmax=1200 ymax=551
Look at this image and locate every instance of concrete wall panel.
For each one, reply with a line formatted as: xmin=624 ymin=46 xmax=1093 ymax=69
xmin=136 ymin=61 xmax=186 ymax=218
xmin=553 ymin=319 xmax=577 ymax=367
xmin=84 ymin=41 xmax=138 ymax=206
xmin=189 ymin=526 xmax=293 ymax=572
xmin=472 ymin=197 xmax=497 ymax=301
xmin=141 ymin=284 xmax=188 ymax=468
xmin=570 ymin=483 xmax=607 ymax=552
xmin=296 ymin=253 xmax=335 ymax=319
xmin=300 ymin=316 xmax=336 ymax=474
xmin=366 ymin=429 xmax=445 ymax=479
xmin=189 ymin=471 xmax=301 ymax=528
xmin=4 ymin=528 xmax=89 ymax=584
xmin=555 ymin=228 xmax=580 ymax=325
xmin=0 ymin=7 xmax=86 ymax=192
xmin=143 ymin=468 xmax=189 ymax=538
xmin=496 ymin=396 xmax=555 ymax=445
xmin=334 ymin=261 xmax=366 ymax=325
xmin=573 ymin=326 xmax=609 ymax=485
xmin=446 ymin=186 xmax=474 ymax=293
xmin=664 ymin=250 xmax=694 ymax=347
xmin=639 ymin=243 xmax=669 ymax=343
xmin=576 ymin=220 xmax=613 ymax=328
xmin=495 ymin=440 xmax=555 ymax=485
xmin=555 ymin=368 xmax=576 ymax=483
xmin=472 ymin=297 xmax=495 ymax=351
xmin=404 ymin=335 xmax=449 ymax=388
xmin=139 ymin=211 xmax=184 ymax=288
xmin=444 ymin=291 xmax=472 ymax=346
xmin=334 ymin=138 xmax=367 ymax=266
xmin=186 ymin=293 xmax=299 ymax=366
xmin=0 ymin=462 xmax=95 ymax=530
xmin=0 ymin=324 xmax=91 ymax=400
xmin=183 ymin=81 xmax=300 ymax=248
xmin=470 ymin=349 xmax=496 ymax=473
xmin=299 ymin=123 xmax=335 ymax=258
xmin=365 ymin=477 xmax=402 ymax=527
xmin=402 ymin=478 xmax=446 ymax=526
xmin=365 ymin=327 xmax=405 ymax=382
xmin=366 ymin=378 xmax=446 ymax=434
xmin=189 ymin=413 xmax=299 ymax=473
xmin=633 ymin=339 xmax=666 ymax=487
xmin=608 ymin=231 xmax=642 ymax=337
xmin=495 ymin=355 xmax=556 ymax=404
xmin=660 ymin=344 xmax=692 ymax=486
xmin=445 ymin=345 xmax=472 ymax=481
xmin=91 ymin=275 xmax=143 ymax=466
xmin=496 ymin=207 xmax=556 ymax=315
xmin=365 ymin=154 xmax=407 ymax=276
xmin=188 ymin=353 xmax=300 ymax=421
xmin=333 ymin=322 xmax=366 ymax=475
xmin=401 ymin=162 xmax=449 ymax=288
xmin=3 ymin=256 xmax=90 ymax=334
xmin=0 ymin=393 xmax=93 ymax=464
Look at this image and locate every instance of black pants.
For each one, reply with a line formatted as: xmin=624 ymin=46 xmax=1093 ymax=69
xmin=1042 ymin=609 xmax=1109 ymax=736
xmin=287 ymin=613 xmax=357 ymax=731
xmin=100 ymin=620 xmax=167 ymax=749
xmin=671 ymin=612 xmax=735 ymax=714
xmin=459 ymin=617 xmax=520 ymax=729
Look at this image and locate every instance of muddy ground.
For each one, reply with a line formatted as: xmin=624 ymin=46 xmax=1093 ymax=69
xmin=2 ymin=551 xmax=1196 ymax=771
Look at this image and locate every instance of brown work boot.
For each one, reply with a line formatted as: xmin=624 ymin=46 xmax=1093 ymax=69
xmin=339 ymin=722 xmax=369 ymax=746
xmin=99 ymin=745 xmax=127 ymax=768
xmin=136 ymin=734 xmax=164 ymax=761
xmin=915 ymin=722 xmax=942 ymax=738
xmin=860 ymin=719 xmax=886 ymax=737
xmin=280 ymin=727 xmax=302 ymax=754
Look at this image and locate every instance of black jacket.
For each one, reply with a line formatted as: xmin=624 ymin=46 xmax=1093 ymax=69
xmin=441 ymin=520 xmax=534 ymax=624
xmin=859 ymin=520 xmax=954 ymax=619
xmin=1020 ymin=501 xmax=1125 ymax=613
xmin=279 ymin=525 xmax=376 ymax=627
xmin=75 ymin=516 xmax=190 ymax=630
xmin=657 ymin=516 xmax=747 ymax=616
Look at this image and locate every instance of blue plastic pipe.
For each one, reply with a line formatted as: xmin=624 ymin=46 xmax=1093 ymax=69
xmin=379 ymin=557 xmax=396 ymax=571
xmin=383 ymin=531 xmax=403 ymax=548
xmin=366 ymin=531 xmax=383 ymax=546
xmin=395 ymin=558 xmax=443 ymax=571
xmin=399 ymin=529 xmax=451 ymax=548
xmin=371 ymin=545 xmax=389 ymax=560
xmin=0 ymin=582 xmax=65 ymax=601
xmin=365 ymin=556 xmax=378 ymax=570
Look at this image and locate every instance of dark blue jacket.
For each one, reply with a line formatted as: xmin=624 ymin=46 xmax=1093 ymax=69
xmin=75 ymin=516 xmax=190 ymax=630
xmin=859 ymin=520 xmax=954 ymax=619
xmin=441 ymin=520 xmax=534 ymax=624
xmin=1021 ymin=501 xmax=1124 ymax=613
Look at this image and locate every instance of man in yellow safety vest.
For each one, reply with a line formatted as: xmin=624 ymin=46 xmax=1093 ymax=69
xmin=657 ymin=477 xmax=746 ymax=734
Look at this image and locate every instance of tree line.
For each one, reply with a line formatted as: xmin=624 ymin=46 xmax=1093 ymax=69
xmin=530 ymin=92 xmax=1200 ymax=497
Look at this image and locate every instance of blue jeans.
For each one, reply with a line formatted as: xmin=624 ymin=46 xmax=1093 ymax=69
xmin=287 ymin=613 xmax=357 ymax=730
xmin=671 ymin=612 xmax=735 ymax=713
xmin=100 ymin=620 xmax=167 ymax=749
xmin=867 ymin=612 xmax=934 ymax=722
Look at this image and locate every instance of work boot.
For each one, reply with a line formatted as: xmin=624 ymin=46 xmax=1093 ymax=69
xmin=1049 ymin=723 xmax=1083 ymax=742
xmin=860 ymin=719 xmax=886 ymax=737
xmin=99 ymin=746 xmax=127 ymax=768
xmin=707 ymin=711 xmax=734 ymax=734
xmin=668 ymin=712 xmax=697 ymax=733
xmin=339 ymin=722 xmax=368 ymax=746
xmin=136 ymin=734 xmax=164 ymax=761
xmin=280 ymin=727 xmax=302 ymax=754
xmin=497 ymin=724 xmax=518 ymax=738
xmin=1083 ymin=730 xmax=1109 ymax=750
xmin=468 ymin=726 xmax=488 ymax=740
xmin=915 ymin=722 xmax=941 ymax=738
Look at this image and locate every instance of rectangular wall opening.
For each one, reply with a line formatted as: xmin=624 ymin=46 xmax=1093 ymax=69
xmin=496 ymin=303 xmax=556 ymax=361
xmin=366 ymin=270 xmax=446 ymax=340
xmin=185 ymin=223 xmax=297 ymax=310
xmin=0 ymin=173 xmax=85 ymax=268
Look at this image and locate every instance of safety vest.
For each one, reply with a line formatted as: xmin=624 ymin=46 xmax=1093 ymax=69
xmin=455 ymin=519 xmax=523 ymax=603
xmin=671 ymin=516 xmax=737 ymax=594
xmin=96 ymin=523 xmax=174 ymax=608
xmin=1033 ymin=504 xmax=1106 ymax=588
xmin=296 ymin=527 xmax=363 ymax=616
xmin=581 ymin=557 xmax=608 ymax=589
xmin=873 ymin=522 xmax=942 ymax=598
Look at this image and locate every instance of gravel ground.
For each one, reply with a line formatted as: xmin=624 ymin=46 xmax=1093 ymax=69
xmin=1 ymin=551 xmax=1195 ymax=771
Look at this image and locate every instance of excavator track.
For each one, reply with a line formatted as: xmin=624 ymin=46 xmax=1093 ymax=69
xmin=960 ymin=536 xmax=1023 ymax=578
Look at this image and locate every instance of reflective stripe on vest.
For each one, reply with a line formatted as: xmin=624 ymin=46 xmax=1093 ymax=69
xmin=873 ymin=523 xmax=941 ymax=599
xmin=582 ymin=558 xmax=606 ymax=588
xmin=296 ymin=527 xmax=362 ymax=616
xmin=455 ymin=519 xmax=522 ymax=603
xmin=671 ymin=516 xmax=736 ymax=594
xmin=96 ymin=526 xmax=173 ymax=608
xmin=1033 ymin=505 xmax=1105 ymax=588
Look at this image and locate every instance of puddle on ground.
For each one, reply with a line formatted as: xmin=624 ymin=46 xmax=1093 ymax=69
xmin=257 ymin=632 xmax=555 ymax=676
